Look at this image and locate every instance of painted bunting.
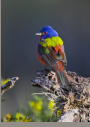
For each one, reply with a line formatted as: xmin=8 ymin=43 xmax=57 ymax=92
xmin=36 ymin=26 xmax=68 ymax=86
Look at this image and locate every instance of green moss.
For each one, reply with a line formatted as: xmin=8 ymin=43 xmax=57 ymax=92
xmin=39 ymin=36 xmax=63 ymax=48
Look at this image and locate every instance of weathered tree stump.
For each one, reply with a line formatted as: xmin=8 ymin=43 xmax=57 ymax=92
xmin=31 ymin=69 xmax=90 ymax=122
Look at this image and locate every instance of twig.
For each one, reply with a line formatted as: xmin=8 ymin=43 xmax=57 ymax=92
xmin=1 ymin=77 xmax=19 ymax=95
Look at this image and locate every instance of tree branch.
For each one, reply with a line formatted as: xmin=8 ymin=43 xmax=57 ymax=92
xmin=1 ymin=77 xmax=19 ymax=95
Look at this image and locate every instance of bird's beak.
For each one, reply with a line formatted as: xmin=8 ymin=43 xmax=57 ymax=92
xmin=35 ymin=32 xmax=42 ymax=36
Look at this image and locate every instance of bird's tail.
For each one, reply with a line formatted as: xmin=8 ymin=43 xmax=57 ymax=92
xmin=55 ymin=62 xmax=68 ymax=86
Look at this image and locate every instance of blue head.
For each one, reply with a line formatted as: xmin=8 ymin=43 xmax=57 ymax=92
xmin=36 ymin=26 xmax=58 ymax=40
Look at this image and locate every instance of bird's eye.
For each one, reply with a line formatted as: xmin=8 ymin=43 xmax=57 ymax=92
xmin=44 ymin=32 xmax=47 ymax=35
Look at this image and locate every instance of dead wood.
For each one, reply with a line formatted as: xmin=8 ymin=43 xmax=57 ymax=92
xmin=31 ymin=69 xmax=90 ymax=122
xmin=1 ymin=77 xmax=19 ymax=95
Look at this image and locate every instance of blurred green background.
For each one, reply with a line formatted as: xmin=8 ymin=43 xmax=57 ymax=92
xmin=1 ymin=0 xmax=90 ymax=118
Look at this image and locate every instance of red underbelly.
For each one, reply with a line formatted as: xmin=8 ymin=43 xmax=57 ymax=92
xmin=37 ymin=49 xmax=47 ymax=65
